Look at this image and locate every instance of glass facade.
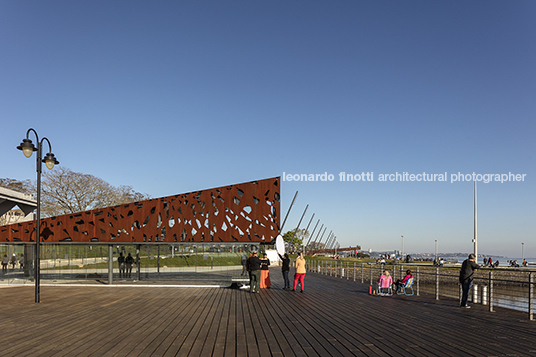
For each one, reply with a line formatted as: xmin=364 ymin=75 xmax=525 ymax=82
xmin=0 ymin=243 xmax=263 ymax=286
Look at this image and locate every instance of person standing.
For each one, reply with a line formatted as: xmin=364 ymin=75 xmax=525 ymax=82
xmin=125 ymin=253 xmax=134 ymax=279
xmin=10 ymin=254 xmax=16 ymax=270
xmin=118 ymin=252 xmax=125 ymax=279
xmin=247 ymin=251 xmax=262 ymax=293
xmin=260 ymin=253 xmax=271 ymax=288
xmin=241 ymin=254 xmax=248 ymax=276
xmin=1 ymin=254 xmax=8 ymax=273
xmin=292 ymin=252 xmax=306 ymax=293
xmin=278 ymin=252 xmax=291 ymax=289
xmin=459 ymin=253 xmax=479 ymax=308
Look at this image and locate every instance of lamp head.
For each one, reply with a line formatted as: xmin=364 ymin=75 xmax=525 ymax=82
xmin=17 ymin=138 xmax=37 ymax=158
xmin=43 ymin=152 xmax=59 ymax=170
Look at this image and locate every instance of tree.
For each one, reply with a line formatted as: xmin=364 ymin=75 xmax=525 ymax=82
xmin=282 ymin=228 xmax=309 ymax=248
xmin=1 ymin=171 xmax=150 ymax=220
xmin=39 ymin=167 xmax=150 ymax=217
xmin=0 ymin=178 xmax=33 ymax=195
xmin=306 ymin=241 xmax=326 ymax=251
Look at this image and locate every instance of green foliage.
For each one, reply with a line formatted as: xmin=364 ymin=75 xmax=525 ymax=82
xmin=283 ymin=228 xmax=309 ymax=247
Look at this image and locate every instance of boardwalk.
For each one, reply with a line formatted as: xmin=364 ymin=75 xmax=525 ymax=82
xmin=0 ymin=269 xmax=535 ymax=356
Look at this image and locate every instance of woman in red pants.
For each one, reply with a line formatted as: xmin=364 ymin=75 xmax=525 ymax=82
xmin=292 ymin=252 xmax=306 ymax=293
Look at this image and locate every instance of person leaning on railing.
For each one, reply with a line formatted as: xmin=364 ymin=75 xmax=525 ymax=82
xmin=459 ymin=253 xmax=479 ymax=308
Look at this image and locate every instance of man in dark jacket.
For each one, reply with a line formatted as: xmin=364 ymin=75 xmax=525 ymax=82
xmin=247 ymin=251 xmax=262 ymax=293
xmin=459 ymin=253 xmax=479 ymax=308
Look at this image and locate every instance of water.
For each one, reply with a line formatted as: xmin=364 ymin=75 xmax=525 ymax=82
xmin=429 ymin=256 xmax=536 ymax=266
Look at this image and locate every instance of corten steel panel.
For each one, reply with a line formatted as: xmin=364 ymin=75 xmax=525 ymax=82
xmin=0 ymin=177 xmax=280 ymax=244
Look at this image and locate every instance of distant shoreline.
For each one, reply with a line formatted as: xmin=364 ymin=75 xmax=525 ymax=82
xmin=367 ymin=252 xmax=535 ymax=266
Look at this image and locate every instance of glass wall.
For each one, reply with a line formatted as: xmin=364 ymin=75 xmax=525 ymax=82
xmin=0 ymin=243 xmax=263 ymax=286
xmin=0 ymin=243 xmax=33 ymax=285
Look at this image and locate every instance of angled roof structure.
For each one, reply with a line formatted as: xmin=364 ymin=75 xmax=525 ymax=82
xmin=0 ymin=187 xmax=37 ymax=217
xmin=1 ymin=177 xmax=280 ymax=244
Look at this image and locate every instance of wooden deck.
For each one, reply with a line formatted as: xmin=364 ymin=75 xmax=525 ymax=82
xmin=1 ymin=269 xmax=535 ymax=356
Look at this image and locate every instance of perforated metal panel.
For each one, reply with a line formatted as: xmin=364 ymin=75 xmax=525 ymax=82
xmin=0 ymin=177 xmax=280 ymax=244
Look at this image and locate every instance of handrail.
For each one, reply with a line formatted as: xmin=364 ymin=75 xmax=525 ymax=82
xmin=306 ymin=259 xmax=535 ymax=320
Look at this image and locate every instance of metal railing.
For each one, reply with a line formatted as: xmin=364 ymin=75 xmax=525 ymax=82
xmin=307 ymin=259 xmax=535 ymax=320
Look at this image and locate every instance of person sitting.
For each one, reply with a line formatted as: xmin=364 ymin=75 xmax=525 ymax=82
xmin=513 ymin=260 xmax=519 ymax=268
xmin=377 ymin=270 xmax=393 ymax=296
xmin=394 ymin=270 xmax=413 ymax=292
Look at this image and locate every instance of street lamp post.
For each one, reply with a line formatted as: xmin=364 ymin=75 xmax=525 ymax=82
xmin=474 ymin=180 xmax=477 ymax=258
xmin=401 ymin=235 xmax=404 ymax=258
xmin=17 ymin=128 xmax=59 ymax=303
xmin=522 ymin=242 xmax=524 ymax=261
xmin=435 ymin=240 xmax=438 ymax=260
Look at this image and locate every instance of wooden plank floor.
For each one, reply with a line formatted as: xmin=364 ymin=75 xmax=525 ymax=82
xmin=0 ymin=269 xmax=535 ymax=356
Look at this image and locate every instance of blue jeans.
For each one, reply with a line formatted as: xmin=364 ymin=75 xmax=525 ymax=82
xmin=461 ymin=281 xmax=473 ymax=306
xmin=282 ymin=270 xmax=290 ymax=288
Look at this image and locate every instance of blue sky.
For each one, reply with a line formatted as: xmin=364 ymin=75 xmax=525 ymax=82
xmin=2 ymin=1 xmax=535 ymax=258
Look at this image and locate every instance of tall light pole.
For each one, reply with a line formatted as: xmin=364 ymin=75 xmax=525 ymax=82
xmin=17 ymin=128 xmax=59 ymax=303
xmin=522 ymin=242 xmax=524 ymax=261
xmin=401 ymin=235 xmax=404 ymax=258
xmin=435 ymin=240 xmax=438 ymax=260
xmin=474 ymin=180 xmax=477 ymax=258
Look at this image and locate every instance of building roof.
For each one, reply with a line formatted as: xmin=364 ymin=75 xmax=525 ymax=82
xmin=0 ymin=187 xmax=37 ymax=217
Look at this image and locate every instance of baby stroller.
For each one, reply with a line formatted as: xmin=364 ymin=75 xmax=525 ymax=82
xmin=377 ymin=273 xmax=393 ymax=296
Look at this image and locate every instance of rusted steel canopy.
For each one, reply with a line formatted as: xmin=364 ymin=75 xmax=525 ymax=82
xmin=0 ymin=177 xmax=280 ymax=244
